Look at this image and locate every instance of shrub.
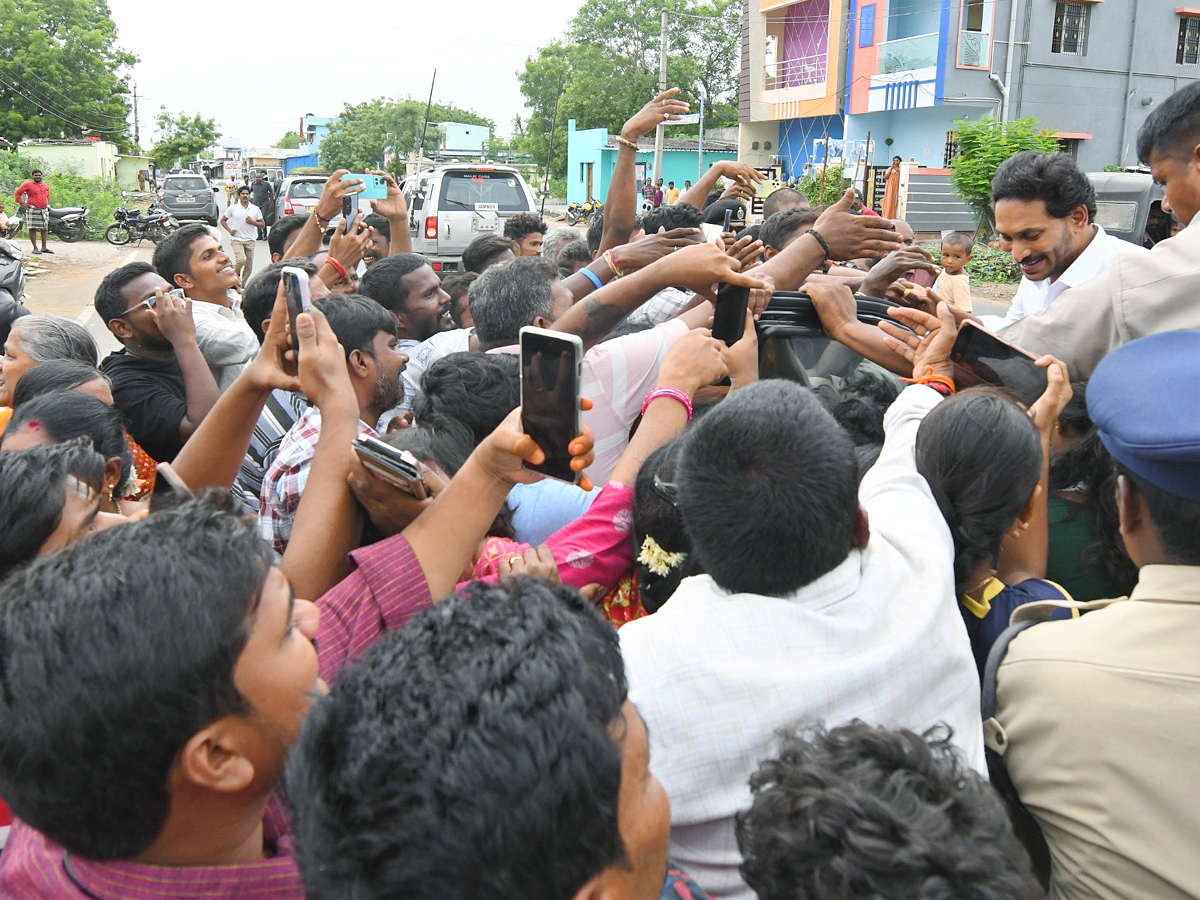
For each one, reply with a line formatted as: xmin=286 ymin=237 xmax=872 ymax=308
xmin=0 ymin=153 xmax=122 ymax=240
xmin=921 ymin=239 xmax=1021 ymax=284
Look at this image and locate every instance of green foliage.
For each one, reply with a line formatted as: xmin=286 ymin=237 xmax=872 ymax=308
xmin=518 ymin=0 xmax=740 ymax=180
xmin=319 ymin=98 xmax=493 ymax=177
xmin=0 ymin=0 xmax=137 ymax=147
xmin=0 ymin=153 xmax=121 ymax=241
xmin=948 ymin=115 xmax=1059 ymax=235
xmin=276 ymin=131 xmax=303 ymax=150
xmin=921 ymin=238 xmax=1021 ymax=284
xmin=151 ymin=108 xmax=221 ymax=170
xmin=1102 ymin=164 xmax=1121 ymax=172
xmin=0 ymin=152 xmax=42 ymax=211
xmin=795 ymin=162 xmax=852 ymax=208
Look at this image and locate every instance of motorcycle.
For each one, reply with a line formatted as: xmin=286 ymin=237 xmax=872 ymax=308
xmin=106 ymin=203 xmax=177 ymax=246
xmin=0 ymin=236 xmax=28 ymax=306
xmin=4 ymin=214 xmax=21 ymax=240
xmin=16 ymin=206 xmax=90 ymax=243
xmin=564 ymin=197 xmax=600 ymax=226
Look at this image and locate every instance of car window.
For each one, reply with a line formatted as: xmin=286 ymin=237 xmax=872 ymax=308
xmin=288 ymin=181 xmax=323 ymax=199
xmin=166 ymin=177 xmax=207 ymax=192
xmin=438 ymin=173 xmax=527 ymax=212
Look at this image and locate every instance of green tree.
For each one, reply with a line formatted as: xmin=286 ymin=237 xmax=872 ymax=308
xmin=518 ymin=0 xmax=741 ymax=180
xmin=949 ymin=115 xmax=1060 ymax=236
xmin=795 ymin=162 xmax=852 ymax=208
xmin=275 ymin=130 xmax=303 ymax=149
xmin=319 ymin=98 xmax=493 ymax=176
xmin=0 ymin=0 xmax=137 ymax=146
xmin=151 ymin=107 xmax=220 ymax=170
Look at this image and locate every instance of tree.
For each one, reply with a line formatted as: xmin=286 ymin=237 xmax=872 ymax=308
xmin=319 ymin=98 xmax=493 ymax=176
xmin=517 ymin=0 xmax=740 ymax=180
xmin=151 ymin=108 xmax=220 ymax=170
xmin=0 ymin=0 xmax=137 ymax=146
xmin=795 ymin=162 xmax=852 ymax=208
xmin=276 ymin=130 xmax=303 ymax=149
xmin=949 ymin=115 xmax=1061 ymax=236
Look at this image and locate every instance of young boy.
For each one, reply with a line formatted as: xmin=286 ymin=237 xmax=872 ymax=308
xmin=934 ymin=232 xmax=973 ymax=311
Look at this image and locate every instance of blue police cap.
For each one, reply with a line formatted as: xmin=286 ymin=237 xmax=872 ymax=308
xmin=1087 ymin=331 xmax=1200 ymax=503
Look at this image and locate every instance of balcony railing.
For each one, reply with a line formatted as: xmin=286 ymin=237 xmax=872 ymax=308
xmin=764 ymin=51 xmax=829 ymax=91
xmin=878 ymin=32 xmax=939 ymax=74
xmin=958 ymin=29 xmax=989 ymax=67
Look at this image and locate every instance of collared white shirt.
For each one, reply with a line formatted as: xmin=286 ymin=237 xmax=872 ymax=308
xmin=619 ymin=386 xmax=985 ymax=900
xmin=189 ymin=293 xmax=260 ymax=391
xmin=221 ymin=201 xmax=262 ymax=242
xmin=1002 ymin=225 xmax=1144 ymax=326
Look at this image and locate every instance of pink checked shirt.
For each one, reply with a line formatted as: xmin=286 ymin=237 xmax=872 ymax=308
xmin=0 ymin=534 xmax=432 ymax=899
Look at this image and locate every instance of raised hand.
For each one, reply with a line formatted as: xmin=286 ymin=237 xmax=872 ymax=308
xmin=878 ymin=301 xmax=959 ymax=379
xmin=497 ymin=545 xmax=562 ymax=582
xmin=152 ymin=289 xmax=198 ymax=349
xmin=622 ymin=88 xmax=691 ymax=141
xmin=721 ymin=308 xmax=759 ymax=389
xmin=811 ymin=188 xmax=905 ymax=261
xmin=328 ymin=214 xmax=373 ymax=271
xmin=294 ymin=306 xmax=357 ymax=413
xmin=859 ymin=246 xmax=940 ymax=298
xmin=314 ymin=169 xmax=364 ymax=221
xmin=477 ymin=404 xmax=596 ymax=491
xmin=657 ymin=328 xmax=729 ymax=396
xmin=1028 ymin=357 xmax=1072 ymax=436
xmin=347 ymin=453 xmax=448 ymax=537
xmin=610 ymin=227 xmax=701 ymax=273
xmin=727 ymin=231 xmax=764 ymax=272
xmin=367 ymin=170 xmax=408 ymax=221
xmin=656 ymin=241 xmax=768 ymax=300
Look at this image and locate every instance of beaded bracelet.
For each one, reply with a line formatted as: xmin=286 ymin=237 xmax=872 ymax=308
xmin=642 ymin=387 xmax=693 ymax=423
xmin=614 ymin=136 xmax=639 ymax=152
xmin=580 ymin=267 xmax=604 ymax=290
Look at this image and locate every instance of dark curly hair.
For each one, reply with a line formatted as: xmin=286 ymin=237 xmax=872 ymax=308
xmin=737 ymin=722 xmax=1042 ymax=900
xmin=502 ymin=212 xmax=547 ymax=243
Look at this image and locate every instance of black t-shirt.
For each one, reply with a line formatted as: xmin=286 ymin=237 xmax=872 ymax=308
xmin=100 ymin=350 xmax=187 ymax=462
xmin=250 ymin=181 xmax=273 ymax=208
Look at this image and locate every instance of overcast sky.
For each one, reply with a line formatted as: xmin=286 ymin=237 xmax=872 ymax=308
xmin=107 ymin=0 xmax=586 ymax=150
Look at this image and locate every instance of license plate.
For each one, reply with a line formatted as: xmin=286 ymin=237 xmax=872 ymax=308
xmin=176 ymin=195 xmax=195 ymax=203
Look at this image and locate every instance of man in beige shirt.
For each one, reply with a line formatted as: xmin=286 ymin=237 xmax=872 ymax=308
xmin=999 ymin=81 xmax=1200 ymax=378
xmin=989 ymin=330 xmax=1200 ymax=900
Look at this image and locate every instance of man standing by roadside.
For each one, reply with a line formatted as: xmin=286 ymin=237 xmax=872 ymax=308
xmin=221 ymin=185 xmax=264 ymax=282
xmin=13 ymin=170 xmax=51 ymax=256
xmin=666 ymin=180 xmax=681 ymax=205
xmin=249 ymin=172 xmax=274 ymax=240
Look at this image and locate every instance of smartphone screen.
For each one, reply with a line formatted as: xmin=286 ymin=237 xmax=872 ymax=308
xmin=950 ymin=322 xmax=1047 ymax=407
xmin=281 ymin=266 xmax=312 ymax=357
xmin=712 ymin=283 xmax=749 ymax=346
xmin=520 ymin=327 xmax=583 ymax=484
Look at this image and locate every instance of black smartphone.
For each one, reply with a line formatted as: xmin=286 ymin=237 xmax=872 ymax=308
xmin=520 ymin=326 xmax=583 ymax=484
xmin=950 ymin=321 xmax=1048 ymax=406
xmin=352 ymin=436 xmax=429 ymax=499
xmin=342 ymin=191 xmax=359 ymax=233
xmin=281 ymin=266 xmax=311 ymax=358
xmin=712 ymin=282 xmax=750 ymax=346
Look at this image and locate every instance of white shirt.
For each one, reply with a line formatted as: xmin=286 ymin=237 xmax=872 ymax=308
xmin=999 ymin=225 xmax=1144 ymax=326
xmin=190 ymin=292 xmax=260 ymax=391
xmin=619 ymin=386 xmax=985 ymax=900
xmin=221 ymin=201 xmax=262 ymax=242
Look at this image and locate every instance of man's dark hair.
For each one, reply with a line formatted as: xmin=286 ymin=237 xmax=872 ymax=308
xmin=1117 ymin=464 xmax=1200 ymax=565
xmin=736 ymin=722 xmax=1041 ymax=900
xmin=313 ymin=293 xmax=399 ymax=362
xmin=461 ymin=234 xmax=514 ymax=274
xmin=991 ymin=151 xmax=1096 ymax=222
xmin=0 ymin=498 xmax=271 ymax=859
xmin=358 ymin=253 xmax=430 ymax=316
xmin=916 ymin=388 xmax=1042 ymax=595
xmin=503 ymin=212 xmax=547 ymax=242
xmin=1137 ymin=80 xmax=1200 ymax=164
xmin=439 ymin=271 xmax=476 ymax=303
xmin=469 ymin=257 xmax=558 ymax=352
xmin=11 ymin=360 xmax=105 ymax=408
xmin=95 ymin=261 xmax=157 ymax=324
xmin=267 ymin=214 xmax=309 ymax=259
xmin=676 ymin=380 xmax=859 ymax=596
xmin=557 ymin=238 xmax=593 ymax=275
xmin=363 ymin=213 xmax=390 ymax=241
xmin=152 ymin=223 xmax=210 ymax=287
xmin=760 ymin=207 xmax=821 ymax=251
xmin=0 ymin=441 xmax=106 ymax=579
xmin=414 ymin=351 xmax=520 ymax=444
xmin=31 ymin=169 xmax=42 ymax=176
xmin=586 ymin=211 xmax=605 ymax=255
xmin=641 ymin=202 xmax=703 ymax=235
xmin=236 ymin=185 xmax=250 ymax=196
xmin=286 ymin=579 xmax=629 ymax=900
xmin=242 ymin=259 xmax=319 ymax=342
xmin=5 ymin=391 xmax=132 ymax=490
xmin=763 ymin=187 xmax=811 ymax=220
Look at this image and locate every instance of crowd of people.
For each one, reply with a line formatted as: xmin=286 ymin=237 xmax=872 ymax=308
xmin=0 ymin=80 xmax=1197 ymax=900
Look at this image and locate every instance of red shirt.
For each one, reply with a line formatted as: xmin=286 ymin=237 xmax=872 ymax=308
xmin=14 ymin=180 xmax=49 ymax=210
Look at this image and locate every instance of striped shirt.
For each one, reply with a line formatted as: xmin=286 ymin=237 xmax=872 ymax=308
xmin=0 ymin=536 xmax=432 ymax=898
xmin=232 ymin=388 xmax=309 ymax=513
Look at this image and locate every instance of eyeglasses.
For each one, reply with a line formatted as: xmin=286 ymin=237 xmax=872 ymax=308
xmin=117 ymin=295 xmax=157 ymax=318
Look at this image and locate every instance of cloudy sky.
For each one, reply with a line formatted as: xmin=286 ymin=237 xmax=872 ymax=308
xmin=106 ymin=0 xmax=585 ymax=149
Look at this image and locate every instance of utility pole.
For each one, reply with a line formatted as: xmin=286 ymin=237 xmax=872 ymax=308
xmin=652 ymin=8 xmax=668 ymax=188
xmin=132 ymin=81 xmax=139 ymax=147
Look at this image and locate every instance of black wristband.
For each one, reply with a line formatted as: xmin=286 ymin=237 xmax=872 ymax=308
xmin=807 ymin=229 xmax=832 ymax=259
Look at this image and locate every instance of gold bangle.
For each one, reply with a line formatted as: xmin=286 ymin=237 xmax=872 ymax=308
xmin=614 ymin=136 xmax=639 ymax=152
xmin=603 ymin=249 xmax=624 ymax=278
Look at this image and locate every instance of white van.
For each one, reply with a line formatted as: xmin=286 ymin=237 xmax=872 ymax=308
xmin=402 ymin=164 xmax=538 ymax=273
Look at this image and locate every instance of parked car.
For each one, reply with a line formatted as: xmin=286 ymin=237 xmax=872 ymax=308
xmin=1087 ymin=170 xmax=1169 ymax=247
xmin=157 ymin=173 xmax=219 ymax=226
xmin=272 ymin=175 xmax=331 ymax=226
xmin=403 ymin=164 xmax=538 ymax=272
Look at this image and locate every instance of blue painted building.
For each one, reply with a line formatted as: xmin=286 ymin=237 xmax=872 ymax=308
xmin=285 ymin=114 xmax=336 ymax=173
xmin=566 ymin=119 xmax=738 ymax=205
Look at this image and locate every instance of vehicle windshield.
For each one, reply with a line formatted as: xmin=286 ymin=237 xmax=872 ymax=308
xmin=438 ymin=172 xmax=528 ymax=212
xmin=288 ymin=181 xmax=324 ymax=199
xmin=166 ymin=177 xmax=206 ymax=192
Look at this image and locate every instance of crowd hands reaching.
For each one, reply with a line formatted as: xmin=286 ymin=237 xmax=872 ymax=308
xmin=0 ymin=80 xmax=1198 ymax=900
